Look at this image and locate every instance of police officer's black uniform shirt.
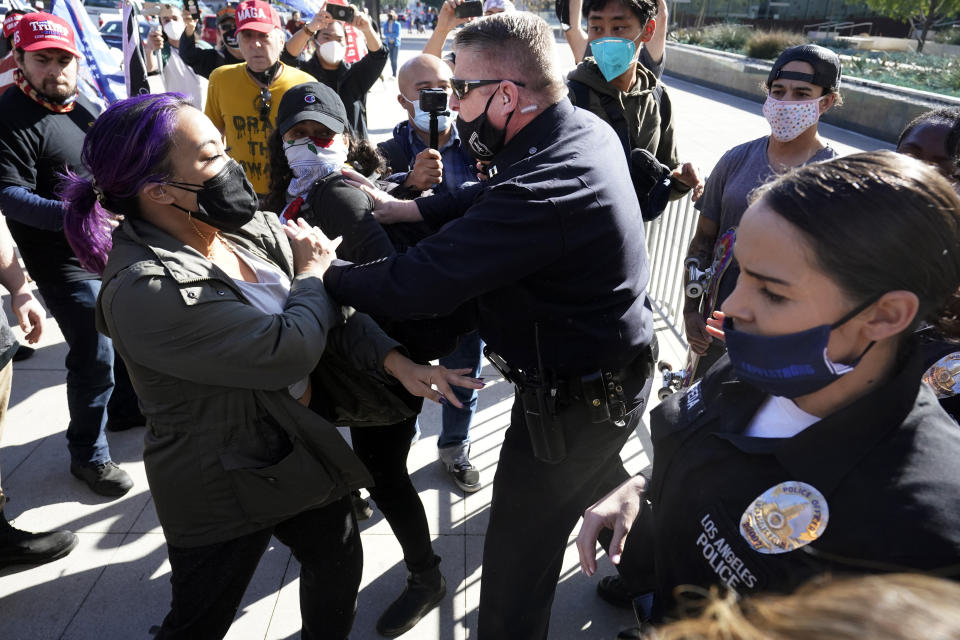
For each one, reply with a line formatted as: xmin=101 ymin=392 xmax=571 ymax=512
xmin=645 ymin=348 xmax=960 ymax=617
xmin=325 ymin=98 xmax=654 ymax=380
xmin=0 ymin=87 xmax=100 ymax=284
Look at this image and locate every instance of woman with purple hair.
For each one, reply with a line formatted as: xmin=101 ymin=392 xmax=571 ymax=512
xmin=59 ymin=92 xmax=480 ymax=639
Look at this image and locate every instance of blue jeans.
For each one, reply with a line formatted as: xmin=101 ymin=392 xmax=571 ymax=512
xmin=36 ymin=278 xmax=130 ymax=465
xmin=437 ymin=331 xmax=483 ymax=449
xmin=387 ymin=41 xmax=399 ymax=76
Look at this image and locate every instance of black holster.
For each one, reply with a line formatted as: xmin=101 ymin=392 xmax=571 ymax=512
xmin=518 ymin=385 xmax=568 ymax=465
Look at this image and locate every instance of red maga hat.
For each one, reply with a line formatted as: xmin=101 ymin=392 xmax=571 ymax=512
xmin=14 ymin=12 xmax=80 ymax=57
xmin=235 ymin=0 xmax=282 ymax=33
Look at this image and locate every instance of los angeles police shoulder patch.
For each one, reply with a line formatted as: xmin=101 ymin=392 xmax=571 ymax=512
xmin=739 ymin=481 xmax=828 ymax=554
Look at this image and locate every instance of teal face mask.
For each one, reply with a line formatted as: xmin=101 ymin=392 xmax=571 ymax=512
xmin=591 ymin=36 xmax=640 ymax=82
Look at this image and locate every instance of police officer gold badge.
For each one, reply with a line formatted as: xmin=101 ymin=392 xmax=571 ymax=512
xmin=739 ymin=481 xmax=828 ymax=554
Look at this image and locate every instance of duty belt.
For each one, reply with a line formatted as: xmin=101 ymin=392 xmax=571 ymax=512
xmin=483 ymin=346 xmax=652 ymax=427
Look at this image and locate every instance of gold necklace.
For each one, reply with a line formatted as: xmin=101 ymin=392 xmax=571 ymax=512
xmin=188 ymin=217 xmax=237 ymax=259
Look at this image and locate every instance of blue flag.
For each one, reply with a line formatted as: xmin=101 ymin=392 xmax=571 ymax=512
xmin=50 ymin=0 xmax=125 ymax=105
xmin=274 ymin=0 xmax=325 ymax=20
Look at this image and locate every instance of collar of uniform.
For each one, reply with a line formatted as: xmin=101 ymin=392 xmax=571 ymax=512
xmin=485 ymin=99 xmax=568 ymax=179
xmin=772 ymin=344 xmax=925 ymax=497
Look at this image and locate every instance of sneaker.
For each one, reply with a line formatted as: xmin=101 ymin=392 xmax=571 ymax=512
xmin=438 ymin=444 xmax=481 ymax=493
xmin=0 ymin=518 xmax=78 ymax=569
xmin=597 ymin=574 xmax=637 ymax=609
xmin=351 ymin=490 xmax=373 ymax=521
xmin=70 ymin=460 xmax=133 ymax=497
xmin=376 ymin=561 xmax=446 ymax=637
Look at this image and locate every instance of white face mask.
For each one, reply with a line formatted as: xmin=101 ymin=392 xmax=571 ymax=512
xmin=318 ymin=40 xmax=346 ymax=65
xmin=163 ymin=19 xmax=185 ymax=41
xmin=762 ymin=95 xmax=825 ymax=142
xmin=402 ymin=93 xmax=451 ymax=134
xmin=284 ymin=135 xmax=349 ymax=200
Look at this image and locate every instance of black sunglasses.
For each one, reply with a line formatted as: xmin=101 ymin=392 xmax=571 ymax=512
xmin=450 ymin=78 xmax=526 ymax=100
xmin=256 ymin=87 xmax=272 ymax=121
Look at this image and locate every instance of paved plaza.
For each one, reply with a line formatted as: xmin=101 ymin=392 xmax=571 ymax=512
xmin=0 ymin=33 xmax=888 ymax=640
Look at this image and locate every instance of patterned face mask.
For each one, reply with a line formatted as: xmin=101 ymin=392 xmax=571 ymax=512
xmin=283 ymin=135 xmax=349 ymax=200
xmin=762 ymin=95 xmax=825 ymax=142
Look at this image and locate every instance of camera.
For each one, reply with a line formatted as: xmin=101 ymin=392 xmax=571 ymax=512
xmin=327 ymin=4 xmax=356 ymax=22
xmin=418 ymin=88 xmax=448 ymax=114
xmin=454 ymin=0 xmax=483 ymax=18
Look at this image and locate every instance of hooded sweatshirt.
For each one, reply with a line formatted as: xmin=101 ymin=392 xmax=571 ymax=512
xmin=567 ymin=58 xmax=680 ymax=171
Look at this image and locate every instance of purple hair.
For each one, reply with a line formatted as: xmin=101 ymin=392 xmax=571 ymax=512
xmin=60 ymin=93 xmax=193 ymax=274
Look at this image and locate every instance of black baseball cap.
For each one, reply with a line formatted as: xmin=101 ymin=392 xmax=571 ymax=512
xmin=766 ymin=44 xmax=841 ymax=92
xmin=276 ymin=82 xmax=348 ymax=137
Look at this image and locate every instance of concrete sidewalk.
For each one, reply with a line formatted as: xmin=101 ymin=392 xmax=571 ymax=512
xmin=0 ymin=33 xmax=887 ymax=640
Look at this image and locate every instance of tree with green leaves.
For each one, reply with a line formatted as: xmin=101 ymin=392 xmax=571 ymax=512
xmin=859 ymin=0 xmax=960 ymax=52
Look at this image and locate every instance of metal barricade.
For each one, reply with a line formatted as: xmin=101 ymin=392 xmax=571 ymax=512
xmin=644 ymin=192 xmax=699 ymax=348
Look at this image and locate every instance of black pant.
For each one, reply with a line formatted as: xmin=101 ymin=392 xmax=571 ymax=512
xmin=477 ymin=375 xmax=652 ymax=640
xmin=350 ymin=417 xmax=436 ymax=572
xmin=157 ymin=496 xmax=361 ymax=640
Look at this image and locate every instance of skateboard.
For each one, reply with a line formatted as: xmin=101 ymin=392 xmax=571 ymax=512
xmin=658 ymin=228 xmax=736 ymax=399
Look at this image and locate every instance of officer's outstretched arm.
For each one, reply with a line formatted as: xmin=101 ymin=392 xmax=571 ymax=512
xmin=576 ymin=475 xmax=647 ymax=577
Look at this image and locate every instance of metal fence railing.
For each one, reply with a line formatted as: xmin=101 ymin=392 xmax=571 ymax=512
xmin=644 ymin=192 xmax=700 ymax=349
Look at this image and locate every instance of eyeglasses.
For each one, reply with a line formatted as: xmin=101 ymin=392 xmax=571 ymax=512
xmin=450 ymin=78 xmax=526 ymax=100
xmin=256 ymin=88 xmax=272 ymax=121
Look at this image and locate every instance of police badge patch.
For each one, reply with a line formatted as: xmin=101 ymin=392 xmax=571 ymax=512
xmin=739 ymin=481 xmax=828 ymax=554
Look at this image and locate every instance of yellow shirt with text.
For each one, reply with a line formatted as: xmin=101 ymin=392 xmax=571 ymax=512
xmin=205 ymin=62 xmax=316 ymax=195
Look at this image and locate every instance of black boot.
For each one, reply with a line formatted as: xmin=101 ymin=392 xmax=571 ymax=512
xmin=375 ymin=556 xmax=446 ymax=637
xmin=0 ymin=503 xmax=78 ymax=570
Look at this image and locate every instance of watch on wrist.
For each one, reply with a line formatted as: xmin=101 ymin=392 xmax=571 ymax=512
xmin=302 ymin=24 xmax=317 ymax=36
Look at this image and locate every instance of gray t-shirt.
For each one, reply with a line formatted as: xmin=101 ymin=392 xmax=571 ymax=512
xmin=695 ymin=136 xmax=838 ymax=305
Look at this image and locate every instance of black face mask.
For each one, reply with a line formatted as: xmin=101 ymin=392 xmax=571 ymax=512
xmin=166 ymin=160 xmax=259 ymax=232
xmin=456 ymin=88 xmax=515 ymax=162
xmin=222 ymin=28 xmax=239 ymax=49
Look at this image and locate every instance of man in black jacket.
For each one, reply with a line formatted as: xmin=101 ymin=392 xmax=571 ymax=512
xmin=281 ymin=9 xmax=387 ymax=139
xmin=323 ymin=13 xmax=655 ymax=638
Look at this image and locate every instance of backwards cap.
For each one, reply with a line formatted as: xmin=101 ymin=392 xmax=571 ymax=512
xmin=767 ymin=44 xmax=841 ymax=92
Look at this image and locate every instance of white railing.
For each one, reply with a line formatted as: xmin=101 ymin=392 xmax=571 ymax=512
xmin=644 ymin=192 xmax=699 ymax=348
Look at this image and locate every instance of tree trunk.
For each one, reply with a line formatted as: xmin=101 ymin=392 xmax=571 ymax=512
xmin=916 ymin=0 xmax=942 ymax=53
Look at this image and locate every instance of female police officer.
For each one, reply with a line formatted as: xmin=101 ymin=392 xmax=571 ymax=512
xmin=577 ymin=151 xmax=960 ymax=621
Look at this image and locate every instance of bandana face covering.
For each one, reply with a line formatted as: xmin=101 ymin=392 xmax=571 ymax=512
xmin=762 ymin=95 xmax=824 ymax=142
xmin=15 ymin=68 xmax=77 ymax=113
xmin=284 ymin=135 xmax=349 ymax=200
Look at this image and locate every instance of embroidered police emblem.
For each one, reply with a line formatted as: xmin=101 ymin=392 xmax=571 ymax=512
xmin=923 ymin=352 xmax=960 ymax=398
xmin=739 ymin=481 xmax=828 ymax=554
xmin=304 ymin=95 xmax=317 ymax=104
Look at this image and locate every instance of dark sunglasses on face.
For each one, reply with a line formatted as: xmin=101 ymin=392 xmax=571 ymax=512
xmin=450 ymin=78 xmax=526 ymax=100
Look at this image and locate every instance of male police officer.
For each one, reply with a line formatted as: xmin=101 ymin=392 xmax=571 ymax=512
xmin=322 ymin=13 xmax=654 ymax=638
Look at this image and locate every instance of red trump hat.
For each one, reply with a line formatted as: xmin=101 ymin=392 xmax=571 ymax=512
xmin=13 ymin=12 xmax=80 ymax=57
xmin=235 ymin=0 xmax=282 ymax=33
xmin=3 ymin=11 xmax=24 ymax=39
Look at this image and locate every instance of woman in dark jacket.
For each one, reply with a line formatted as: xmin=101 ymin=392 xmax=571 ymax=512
xmin=263 ymin=81 xmax=471 ymax=638
xmin=59 ymin=93 xmax=478 ymax=640
xmin=577 ymin=151 xmax=960 ymax=625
